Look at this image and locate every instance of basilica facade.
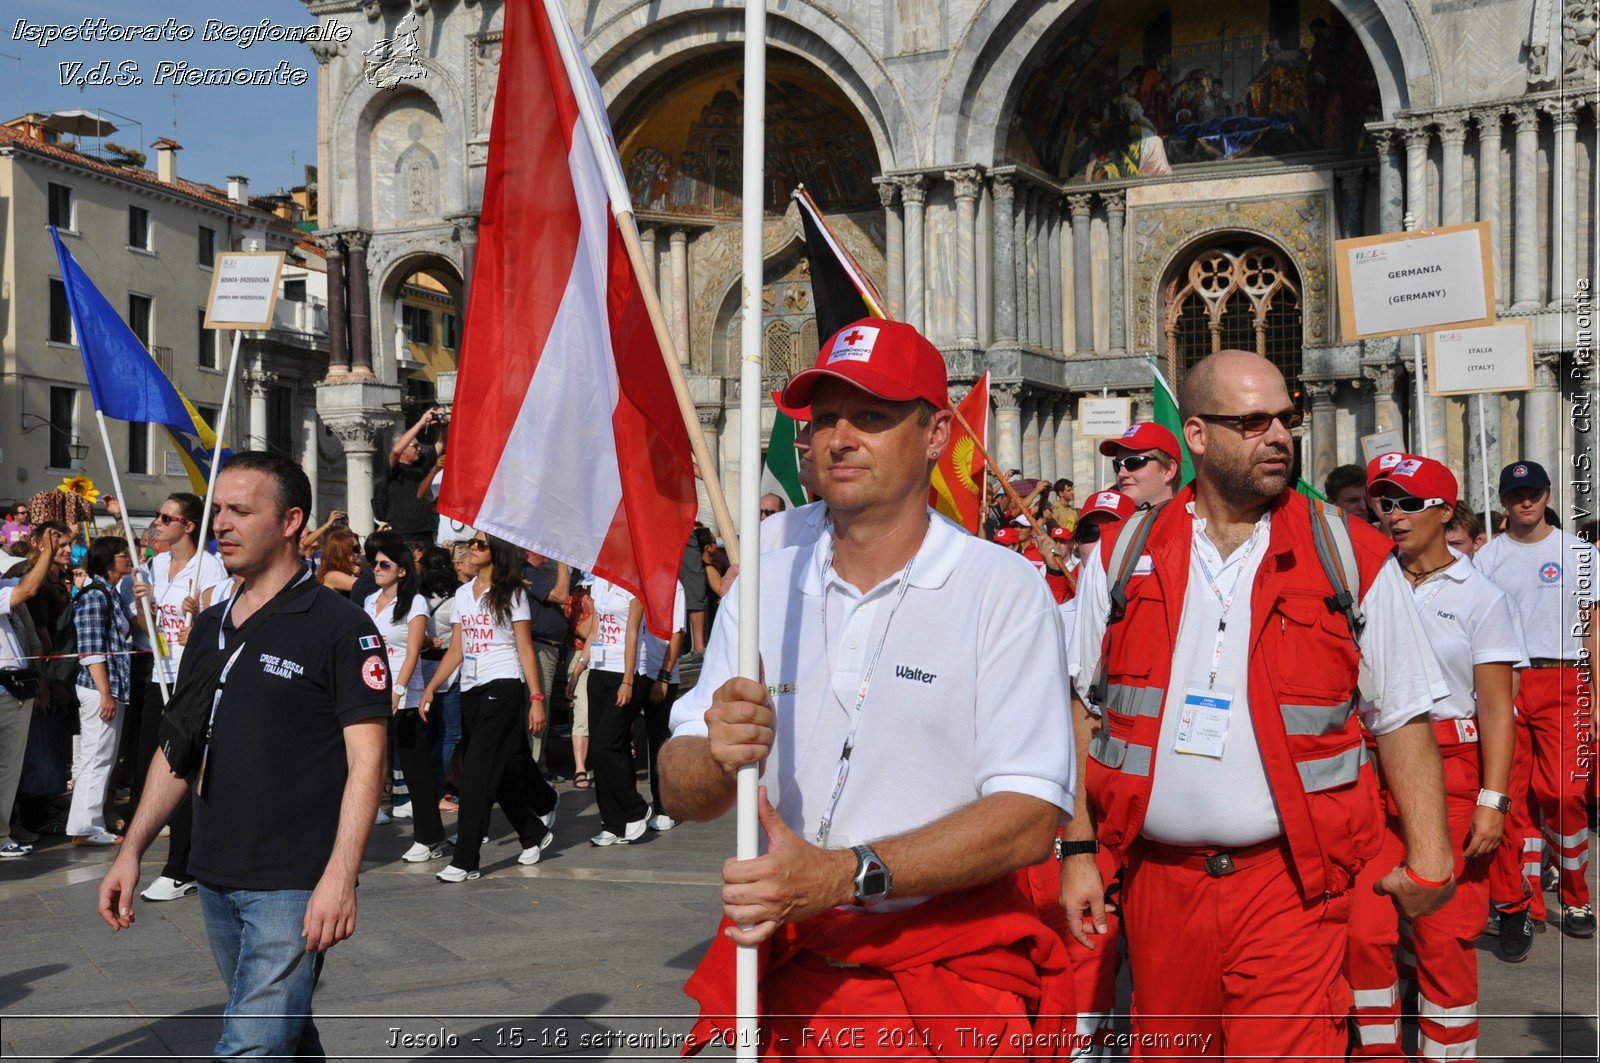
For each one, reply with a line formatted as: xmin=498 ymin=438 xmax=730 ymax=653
xmin=303 ymin=0 xmax=1597 ymax=532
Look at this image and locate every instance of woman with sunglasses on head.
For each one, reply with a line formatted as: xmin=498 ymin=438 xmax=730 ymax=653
xmin=420 ymin=533 xmax=557 ymax=882
xmin=363 ymin=532 xmax=447 ymax=863
xmin=1345 ymin=455 xmax=1523 ymax=1059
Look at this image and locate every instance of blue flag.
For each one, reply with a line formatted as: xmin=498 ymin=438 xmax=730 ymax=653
xmin=51 ymin=227 xmax=230 ymax=491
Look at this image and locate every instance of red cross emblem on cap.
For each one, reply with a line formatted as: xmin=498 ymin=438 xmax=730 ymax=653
xmin=1378 ymin=453 xmax=1403 ymax=470
xmin=843 ymin=329 xmax=866 ymax=345
xmin=1513 ymin=464 xmax=1528 ymax=477
xmin=1096 ymin=492 xmax=1119 ymax=508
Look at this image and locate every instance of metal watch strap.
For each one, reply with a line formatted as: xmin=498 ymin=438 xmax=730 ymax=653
xmin=851 ymin=844 xmax=891 ymax=906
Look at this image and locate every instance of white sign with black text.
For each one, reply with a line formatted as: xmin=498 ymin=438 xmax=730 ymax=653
xmin=1335 ymin=223 xmax=1496 ymax=341
xmin=1078 ymin=397 xmax=1134 ymax=438
xmin=1428 ymin=320 xmax=1535 ymax=396
xmin=204 ymin=252 xmax=286 ymax=330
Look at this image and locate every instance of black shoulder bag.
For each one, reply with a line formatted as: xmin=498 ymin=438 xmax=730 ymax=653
xmin=159 ymin=571 xmax=319 ymax=779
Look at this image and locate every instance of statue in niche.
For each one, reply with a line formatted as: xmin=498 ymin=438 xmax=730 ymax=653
xmin=475 ymin=37 xmax=502 ymax=131
xmin=395 ymin=139 xmax=438 ymax=219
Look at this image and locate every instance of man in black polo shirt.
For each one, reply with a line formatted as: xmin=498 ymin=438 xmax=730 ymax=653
xmin=99 ymin=452 xmax=389 ymax=1060
xmin=522 ymin=551 xmax=570 ymax=764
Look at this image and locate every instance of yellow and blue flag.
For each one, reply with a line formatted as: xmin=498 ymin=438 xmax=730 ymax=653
xmin=51 ymin=227 xmax=230 ymax=492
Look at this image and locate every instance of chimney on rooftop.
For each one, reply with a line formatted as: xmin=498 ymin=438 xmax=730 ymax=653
xmin=153 ymin=138 xmax=181 ymax=183
xmin=227 ymin=174 xmax=249 ymax=204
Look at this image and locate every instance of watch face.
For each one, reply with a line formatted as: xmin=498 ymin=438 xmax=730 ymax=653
xmin=862 ymin=869 xmax=889 ymax=897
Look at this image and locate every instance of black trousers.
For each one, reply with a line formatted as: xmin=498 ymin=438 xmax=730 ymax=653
xmin=134 ymin=680 xmax=191 ymax=882
xmin=588 ymin=670 xmax=650 ymax=834
xmin=644 ymin=683 xmax=677 ymax=813
xmin=453 ymin=679 xmax=557 ymax=872
xmin=390 ymin=711 xmax=444 ymax=847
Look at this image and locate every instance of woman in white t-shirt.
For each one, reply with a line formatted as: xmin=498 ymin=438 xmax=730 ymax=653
xmin=586 ymin=576 xmax=650 ymax=846
xmin=363 ymin=532 xmax=445 ymax=864
xmin=421 ymin=533 xmax=557 ymax=882
xmin=1346 ymin=456 xmax=1523 ymax=1054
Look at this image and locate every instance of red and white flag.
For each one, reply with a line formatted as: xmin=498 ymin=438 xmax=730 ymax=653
xmin=439 ymin=0 xmax=696 ymax=638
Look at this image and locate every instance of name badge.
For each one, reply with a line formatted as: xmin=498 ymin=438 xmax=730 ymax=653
xmin=462 ymin=655 xmax=477 ymax=683
xmin=1175 ymin=684 xmax=1233 ymax=758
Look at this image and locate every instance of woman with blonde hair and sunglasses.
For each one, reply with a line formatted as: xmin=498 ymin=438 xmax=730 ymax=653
xmin=420 ymin=533 xmax=558 ymax=882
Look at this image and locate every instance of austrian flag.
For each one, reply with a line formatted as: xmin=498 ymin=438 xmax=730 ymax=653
xmin=438 ymin=0 xmax=697 ymax=638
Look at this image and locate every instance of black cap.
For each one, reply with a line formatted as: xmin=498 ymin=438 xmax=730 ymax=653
xmin=1498 ymin=461 xmax=1551 ymax=496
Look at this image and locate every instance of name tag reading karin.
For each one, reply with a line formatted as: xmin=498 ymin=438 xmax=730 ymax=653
xmin=1175 ymin=684 xmax=1233 ymax=758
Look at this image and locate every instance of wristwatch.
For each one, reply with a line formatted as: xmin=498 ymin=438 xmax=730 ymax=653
xmin=1055 ymin=838 xmax=1101 ymax=860
xmin=392 ymin=683 xmax=406 ymax=699
xmin=1476 ymin=789 xmax=1511 ymax=813
xmin=850 ymin=844 xmax=892 ymax=907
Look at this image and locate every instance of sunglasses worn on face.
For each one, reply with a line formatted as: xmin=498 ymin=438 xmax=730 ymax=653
xmin=373 ymin=559 xmax=397 ymax=571
xmin=1111 ymin=454 xmax=1160 ymax=473
xmin=1196 ymin=409 xmax=1304 ymax=435
xmin=760 ymin=508 xmax=780 ymax=517
xmin=1375 ymin=496 xmax=1446 ymax=515
xmin=469 ymin=539 xmax=491 ymax=550
xmin=155 ymin=512 xmax=190 ymax=526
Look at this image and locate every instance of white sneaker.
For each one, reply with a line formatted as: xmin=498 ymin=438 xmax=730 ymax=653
xmin=623 ymin=807 xmax=651 ymax=843
xmin=401 ymin=842 xmax=445 ymax=863
xmin=0 ymin=841 xmax=33 ymax=858
xmin=435 ymin=865 xmax=480 ymax=883
xmin=391 ymin=802 xmax=413 ymax=820
xmin=589 ymin=830 xmax=624 ymax=846
xmin=374 ymin=809 xmax=392 ymax=826
xmin=72 ymin=831 xmax=121 ymax=847
xmin=541 ymin=793 xmax=560 ymax=832
xmin=140 ymin=876 xmax=197 ymax=902
xmin=518 ymin=832 xmax=555 ymax=865
xmin=647 ymin=814 xmax=677 ymax=832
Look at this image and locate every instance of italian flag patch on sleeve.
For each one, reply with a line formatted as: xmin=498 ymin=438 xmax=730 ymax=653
xmin=359 ymin=635 xmax=382 ymax=652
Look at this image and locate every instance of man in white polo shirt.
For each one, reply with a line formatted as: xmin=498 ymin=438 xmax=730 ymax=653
xmin=663 ymin=319 xmax=1075 ymax=1056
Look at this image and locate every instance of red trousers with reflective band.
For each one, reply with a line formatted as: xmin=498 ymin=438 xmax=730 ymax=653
xmin=1020 ymin=844 xmax=1123 ymax=1057
xmin=1120 ymin=838 xmax=1349 ymax=1061
xmin=1490 ymin=666 xmax=1593 ymax=914
xmin=1347 ymin=734 xmax=1489 ymax=1062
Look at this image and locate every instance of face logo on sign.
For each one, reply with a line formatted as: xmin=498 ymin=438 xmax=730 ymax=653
xmin=827 ymin=325 xmax=879 ymax=364
xmin=362 ymin=655 xmax=389 ymax=691
xmin=1540 ymin=562 xmax=1562 ymax=584
xmin=1377 ymin=452 xmax=1404 ymax=471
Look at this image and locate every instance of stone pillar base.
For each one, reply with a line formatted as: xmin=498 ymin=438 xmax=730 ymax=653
xmin=316 ymin=377 xmax=403 ymax=535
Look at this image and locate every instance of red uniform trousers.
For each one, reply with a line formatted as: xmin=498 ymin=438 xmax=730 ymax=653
xmin=1020 ymin=846 xmax=1124 ymax=1057
xmin=1347 ymin=729 xmax=1489 ymax=1062
xmin=1120 ymin=838 xmax=1350 ymax=1061
xmin=1490 ymin=710 xmax=1546 ymax=920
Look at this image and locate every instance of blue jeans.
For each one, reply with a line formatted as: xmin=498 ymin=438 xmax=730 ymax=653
xmin=199 ymin=885 xmax=326 ymax=1060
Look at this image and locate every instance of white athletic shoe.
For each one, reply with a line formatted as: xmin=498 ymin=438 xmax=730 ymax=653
xmin=518 ymin=832 xmax=555 ymax=865
xmin=374 ymin=809 xmax=392 ymax=826
xmin=401 ymin=842 xmax=446 ymax=863
xmin=391 ymin=802 xmax=413 ymax=820
xmin=72 ymin=831 xmax=121 ymax=847
xmin=435 ymin=865 xmax=480 ymax=883
xmin=541 ymin=793 xmax=560 ymax=832
xmin=140 ymin=876 xmax=197 ymax=902
xmin=623 ymin=807 xmax=651 ymax=843
xmin=647 ymin=814 xmax=677 ymax=832
xmin=589 ymin=830 xmax=624 ymax=847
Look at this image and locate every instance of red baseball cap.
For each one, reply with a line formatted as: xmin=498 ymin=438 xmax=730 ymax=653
xmin=780 ymin=319 xmax=949 ymax=410
xmin=1367 ymin=453 xmax=1458 ymax=509
xmin=1098 ymin=422 xmax=1182 ymax=462
xmin=1079 ymin=489 xmax=1137 ymax=523
xmin=1365 ymin=450 xmax=1409 ymax=482
xmin=770 ymin=390 xmax=811 ymax=421
xmin=993 ymin=527 xmax=1022 ymax=545
xmin=1049 ymin=525 xmax=1072 ymax=541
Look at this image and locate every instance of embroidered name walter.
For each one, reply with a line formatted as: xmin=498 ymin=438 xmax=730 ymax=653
xmin=895 ymin=665 xmax=936 ymax=684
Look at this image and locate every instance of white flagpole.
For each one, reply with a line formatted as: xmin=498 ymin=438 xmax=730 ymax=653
xmin=735 ymin=1 xmax=766 ymax=1056
xmin=1402 ymin=212 xmax=1430 ymax=456
xmin=190 ymin=329 xmax=243 ymax=600
xmin=91 ymin=409 xmax=169 ymax=702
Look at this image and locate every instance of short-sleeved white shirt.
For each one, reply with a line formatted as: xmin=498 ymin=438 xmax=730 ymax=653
xmin=363 ymin=591 xmax=432 ymax=708
xmin=671 ymin=509 xmax=1075 ymax=863
xmin=1072 ymin=503 xmax=1447 ymax=849
xmin=144 ymin=550 xmax=231 ymax=685
xmin=639 ymin=581 xmax=687 ymax=682
xmin=760 ymin=501 xmax=828 ymax=553
xmin=452 ymin=582 xmax=531 ymax=690
xmin=1378 ymin=551 xmax=1525 ymax=722
xmin=1474 ymin=528 xmax=1600 ymax=660
xmin=588 ymin=578 xmax=637 ymax=674
xmin=0 ymin=581 xmax=27 ymax=671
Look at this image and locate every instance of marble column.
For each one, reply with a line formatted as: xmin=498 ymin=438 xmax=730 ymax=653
xmin=1524 ymin=357 xmax=1561 ymax=476
xmin=1067 ymin=194 xmax=1095 ymax=354
xmin=1475 ymin=108 xmax=1507 ymax=307
xmin=1510 ymin=105 xmax=1541 ymax=311
xmin=247 ymin=369 xmax=272 ymax=451
xmin=1546 ymin=98 xmax=1580 ymax=307
xmin=901 ymin=175 xmax=927 ymax=334
xmin=449 ymin=213 xmax=479 ymax=310
xmin=326 ymin=421 xmax=383 ymax=534
xmin=1021 ymin=393 xmax=1042 ymax=477
xmin=1399 ymin=119 xmax=1432 ymax=230
xmin=1464 ymin=391 xmax=1502 ymax=517
xmin=991 ymin=175 xmax=1018 ymax=345
xmin=878 ymin=181 xmax=904 ymax=320
xmin=1362 ymin=362 xmax=1405 ymax=443
xmin=696 ymin=407 xmax=722 ymax=521
xmin=1307 ymin=381 xmax=1339 ymax=488
xmin=1053 ymin=396 xmax=1075 ymax=483
xmin=317 ymin=232 xmax=349 ymax=373
xmin=345 ymin=230 xmax=374 ymax=375
xmin=668 ymin=228 xmax=690 ymax=363
xmin=1013 ymin=184 xmax=1033 ymax=346
xmin=1038 ymin=398 xmax=1058 ymax=482
xmin=1104 ymin=191 xmax=1127 ymax=354
xmin=639 ymin=225 xmax=658 ymax=291
xmin=1334 ymin=165 xmax=1366 ymax=238
xmin=947 ymin=167 xmax=982 ymax=347
xmin=993 ymin=384 xmax=1023 ymax=474
xmin=1046 ymin=199 xmax=1064 ymax=353
xmin=1436 ymin=113 xmax=1467 ymax=228
xmin=299 ymin=383 xmax=320 ymax=518
xmin=1024 ymin=187 xmax=1042 ymax=348
xmin=1372 ymin=128 xmax=1403 ymax=235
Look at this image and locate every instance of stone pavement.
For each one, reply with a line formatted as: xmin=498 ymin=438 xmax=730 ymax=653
xmin=0 ymin=782 xmax=1594 ymax=1060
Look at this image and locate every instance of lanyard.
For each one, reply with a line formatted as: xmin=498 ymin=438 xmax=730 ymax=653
xmin=1413 ymin=571 xmax=1454 ymax=612
xmin=1192 ymin=525 xmax=1264 ymax=690
xmin=814 ymin=548 xmax=918 ymax=848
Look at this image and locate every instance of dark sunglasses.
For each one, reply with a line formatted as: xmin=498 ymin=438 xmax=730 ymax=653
xmin=469 ymin=539 xmax=491 ymax=550
xmin=373 ymin=559 xmax=397 ymax=571
xmin=1196 ymin=409 xmax=1304 ymax=435
xmin=1111 ymin=454 xmax=1160 ymax=474
xmin=760 ymin=508 xmax=780 ymax=517
xmin=155 ymin=512 xmax=191 ymax=526
xmin=1374 ymin=496 xmax=1446 ymax=515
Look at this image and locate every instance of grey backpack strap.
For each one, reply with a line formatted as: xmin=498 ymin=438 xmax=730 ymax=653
xmin=1307 ymin=499 xmax=1365 ymax=646
xmin=1089 ymin=500 xmax=1168 ymax=709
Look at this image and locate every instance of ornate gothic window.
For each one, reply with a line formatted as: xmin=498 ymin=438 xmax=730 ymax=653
xmin=762 ymin=319 xmax=797 ymax=394
xmin=1163 ymin=242 xmax=1303 ymax=397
